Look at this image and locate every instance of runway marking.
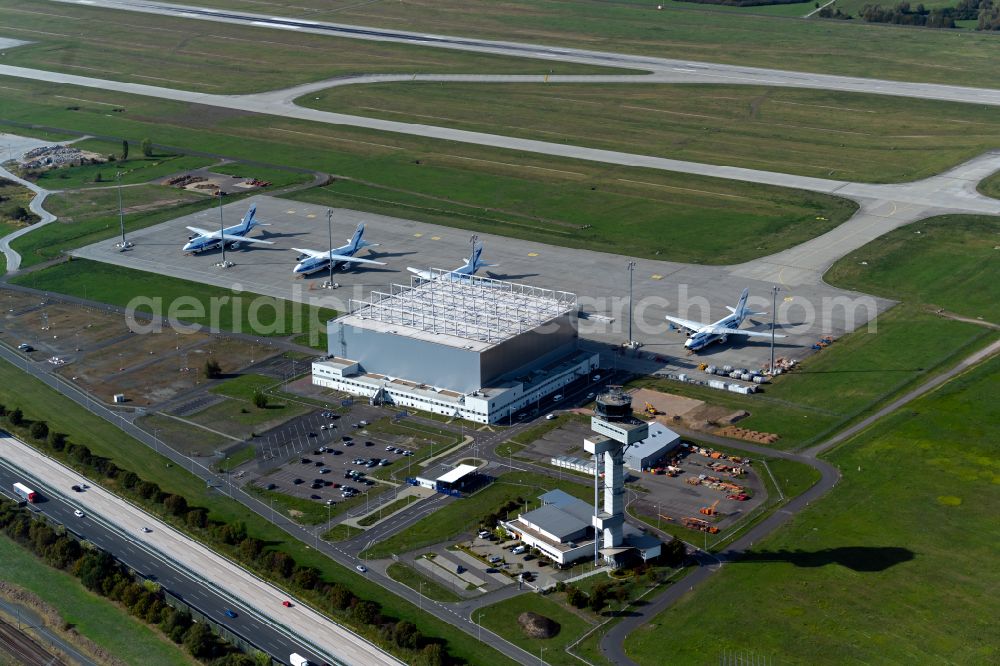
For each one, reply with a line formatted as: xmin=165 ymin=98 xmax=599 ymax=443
xmin=413 ymin=233 xmax=423 ymax=237
xmin=286 ymin=209 xmax=297 ymax=214
xmin=527 ymin=252 xmax=539 ymax=257
xmin=306 ymin=214 xmax=316 ymax=218
xmin=269 ymin=127 xmax=403 ymax=151
xmin=430 ymin=236 xmax=441 ymax=240
xmin=650 ymin=274 xmax=663 ymax=280
xmin=54 ymin=95 xmax=119 ymax=107
xmin=616 ymin=178 xmax=754 ymax=201
xmin=441 ymin=153 xmax=586 ymax=177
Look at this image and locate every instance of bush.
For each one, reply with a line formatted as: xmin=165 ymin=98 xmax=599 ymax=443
xmin=251 ymin=390 xmax=267 ymax=409
xmin=141 ymin=138 xmax=153 ymax=157
xmin=204 ymin=359 xmax=222 ymax=379
xmin=163 ymin=494 xmax=188 ymax=516
xmin=29 ymin=420 xmax=49 ymax=441
xmin=8 ymin=407 xmax=23 ymax=426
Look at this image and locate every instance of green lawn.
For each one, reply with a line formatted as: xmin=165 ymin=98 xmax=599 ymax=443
xmin=0 ymin=0 xmax=629 ymax=95
xmin=386 ymin=562 xmax=463 ymax=603
xmin=136 ymin=412 xmax=232 ymax=456
xmin=33 ymin=142 xmax=214 ymax=189
xmin=0 ymin=535 xmax=195 ymax=666
xmin=826 ymin=215 xmax=1000 ymax=322
xmin=12 ymin=260 xmax=336 ymax=339
xmin=626 ymin=353 xmax=1000 ymax=665
xmin=186 ymin=398 xmax=310 ymax=440
xmin=0 ymin=353 xmax=517 ymax=666
xmin=209 ymin=373 xmax=279 ymax=401
xmin=980 ymin=170 xmax=1000 ymax=199
xmin=42 ymin=183 xmax=207 ymax=222
xmin=362 ymin=472 xmax=592 ymax=558
xmin=478 ymin=593 xmax=594 ymax=666
xmin=322 ymin=523 xmax=363 ymax=542
xmin=301 ymin=83 xmax=1000 ymax=183
xmin=0 ymin=77 xmax=857 ymax=265
xmin=177 ymin=0 xmax=999 ymax=87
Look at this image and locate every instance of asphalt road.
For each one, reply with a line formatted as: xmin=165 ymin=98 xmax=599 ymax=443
xmin=0 ymin=456 xmax=324 ymax=666
xmin=0 ymin=433 xmax=402 ymax=666
xmin=48 ymin=0 xmax=1000 ymax=106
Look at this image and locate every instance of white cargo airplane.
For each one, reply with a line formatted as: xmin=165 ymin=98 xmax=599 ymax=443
xmin=665 ymin=288 xmax=785 ymax=352
xmin=183 ymin=204 xmax=273 ymax=253
xmin=292 ymin=222 xmax=385 ymax=276
xmin=407 ymin=240 xmax=495 ymax=281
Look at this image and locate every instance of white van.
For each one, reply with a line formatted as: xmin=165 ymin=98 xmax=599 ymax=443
xmin=512 ymin=545 xmax=527 ymax=555
xmin=552 ymin=394 xmax=563 ymax=402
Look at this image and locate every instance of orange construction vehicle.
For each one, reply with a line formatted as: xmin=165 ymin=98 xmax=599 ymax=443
xmin=643 ymin=402 xmax=663 ymax=416
xmin=682 ymin=517 xmax=720 ymax=534
xmin=699 ymin=499 xmax=720 ymax=516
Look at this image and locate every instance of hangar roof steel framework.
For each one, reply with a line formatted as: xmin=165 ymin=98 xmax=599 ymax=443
xmin=348 ymin=269 xmax=577 ymax=345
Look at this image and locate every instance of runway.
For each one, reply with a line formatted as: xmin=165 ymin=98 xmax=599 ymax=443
xmin=47 ymin=0 xmax=1000 ymax=106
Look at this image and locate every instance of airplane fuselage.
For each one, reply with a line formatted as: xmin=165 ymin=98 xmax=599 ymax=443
xmin=685 ymin=313 xmax=744 ymax=351
xmin=293 ymin=245 xmax=357 ymax=275
xmin=184 ymin=223 xmax=251 ymax=253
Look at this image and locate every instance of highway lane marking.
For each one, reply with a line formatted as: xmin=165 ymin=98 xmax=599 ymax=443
xmin=527 ymin=252 xmax=539 ymax=257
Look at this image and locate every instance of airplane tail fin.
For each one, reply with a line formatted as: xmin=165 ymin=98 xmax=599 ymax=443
xmin=348 ymin=222 xmax=365 ymax=251
xmin=734 ymin=288 xmax=750 ymax=320
xmin=470 ymin=242 xmax=487 ymax=271
xmin=240 ymin=204 xmax=257 ymax=232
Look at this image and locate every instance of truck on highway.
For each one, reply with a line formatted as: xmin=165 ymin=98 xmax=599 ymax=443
xmin=12 ymin=482 xmax=38 ymax=503
xmin=289 ymin=653 xmax=312 ymax=666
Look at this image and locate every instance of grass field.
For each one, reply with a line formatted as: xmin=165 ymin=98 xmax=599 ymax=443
xmin=322 ymin=523 xmax=363 ymax=542
xmin=137 ymin=412 xmax=232 ymax=456
xmin=0 ymin=0 xmax=628 ymax=95
xmin=825 ymin=215 xmax=1000 ymax=322
xmin=357 ymin=495 xmax=419 ymax=527
xmin=0 ymin=536 xmax=196 ymax=666
xmin=0 ymin=179 xmax=38 ymax=226
xmin=186 ymin=398 xmax=310 ymax=441
xmin=478 ymin=593 xmax=594 ymax=666
xmin=0 ymin=357 xmax=517 ymax=666
xmin=0 ymin=77 xmax=857 ymax=264
xmin=43 ymin=183 xmax=207 ymax=222
xmin=33 ymin=145 xmax=214 ymax=189
xmin=209 ymin=373 xmax=279 ymax=401
xmin=181 ymin=0 xmax=1000 ymax=87
xmin=626 ymin=353 xmax=1000 ymax=664
xmin=11 ymin=259 xmax=336 ymax=340
xmin=362 ymin=472 xmax=592 ymax=558
xmin=980 ymin=170 xmax=1000 ymax=199
xmin=302 ymin=83 xmax=1000 ymax=183
xmin=386 ymin=562 xmax=463 ymax=603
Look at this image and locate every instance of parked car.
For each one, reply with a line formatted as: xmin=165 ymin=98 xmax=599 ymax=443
xmin=293 ymin=478 xmax=304 ymax=485
xmin=301 ymin=458 xmax=311 ymax=464
xmin=310 ymin=494 xmax=321 ymax=500
xmin=487 ymin=555 xmax=502 ymax=564
xmin=545 ymin=413 xmax=557 ymax=420
xmin=265 ymin=483 xmax=277 ymax=490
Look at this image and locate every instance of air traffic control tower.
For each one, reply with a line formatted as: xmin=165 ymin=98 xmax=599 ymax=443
xmin=585 ymin=388 xmax=649 ymax=566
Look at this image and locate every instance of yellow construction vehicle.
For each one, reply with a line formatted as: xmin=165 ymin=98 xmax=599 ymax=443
xmin=643 ymin=402 xmax=663 ymax=416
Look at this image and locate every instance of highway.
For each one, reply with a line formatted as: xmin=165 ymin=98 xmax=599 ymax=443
xmin=0 ymin=433 xmax=404 ymax=666
xmin=49 ymin=0 xmax=1000 ymax=106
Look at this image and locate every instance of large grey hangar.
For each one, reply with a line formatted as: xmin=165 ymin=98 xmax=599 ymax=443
xmin=312 ymin=270 xmax=598 ymax=423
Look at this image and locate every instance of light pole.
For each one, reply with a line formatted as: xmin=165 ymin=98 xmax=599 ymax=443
xmin=626 ymin=260 xmax=636 ymax=347
xmin=326 ymin=208 xmax=335 ymax=289
xmin=418 ymin=581 xmax=424 ymax=610
xmin=539 ymin=646 xmax=546 ymax=665
xmin=477 ymin=611 xmax=484 ymax=641
xmin=770 ymin=285 xmax=780 ymax=374
xmin=115 ymin=171 xmax=130 ymax=249
xmin=218 ymin=190 xmax=228 ymax=267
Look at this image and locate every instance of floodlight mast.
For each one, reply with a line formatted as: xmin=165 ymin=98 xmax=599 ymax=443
xmin=218 ymin=189 xmax=226 ymax=266
xmin=327 ymin=208 xmax=335 ymax=288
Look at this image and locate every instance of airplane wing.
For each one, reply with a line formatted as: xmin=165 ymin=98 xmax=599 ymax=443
xmin=328 ymin=253 xmax=385 ymax=266
xmin=220 ymin=233 xmax=272 ymax=245
xmin=294 ymin=248 xmax=328 ymax=259
xmin=407 ymin=267 xmax=433 ymax=280
xmin=664 ymin=315 xmax=708 ymax=332
xmin=186 ymin=226 xmax=217 ymax=238
xmin=710 ymin=327 xmax=786 ymax=338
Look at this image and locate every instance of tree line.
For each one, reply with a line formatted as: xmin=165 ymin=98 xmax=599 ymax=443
xmin=820 ymin=0 xmax=1000 ymax=28
xmin=0 ymin=404 xmax=452 ymax=665
xmin=0 ymin=499 xmax=260 ymax=665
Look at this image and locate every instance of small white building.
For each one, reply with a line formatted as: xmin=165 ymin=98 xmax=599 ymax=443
xmin=624 ymin=421 xmax=682 ymax=471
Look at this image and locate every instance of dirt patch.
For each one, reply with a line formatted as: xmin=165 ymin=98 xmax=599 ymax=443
xmin=714 ymin=426 xmax=780 ymax=445
xmin=518 ymin=611 xmax=560 ymax=639
xmin=630 ymin=388 xmax=704 ymax=419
